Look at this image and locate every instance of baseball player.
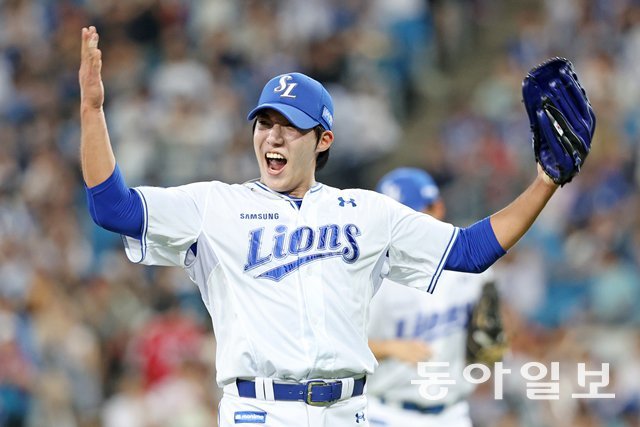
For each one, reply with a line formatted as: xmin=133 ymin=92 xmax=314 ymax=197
xmin=366 ymin=168 xmax=497 ymax=427
xmin=79 ymin=26 xmax=578 ymax=427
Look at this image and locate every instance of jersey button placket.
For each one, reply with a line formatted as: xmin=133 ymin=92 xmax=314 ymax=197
xmin=297 ymin=197 xmax=333 ymax=374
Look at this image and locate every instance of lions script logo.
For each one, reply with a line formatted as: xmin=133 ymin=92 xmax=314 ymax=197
xmin=244 ymin=224 xmax=362 ymax=281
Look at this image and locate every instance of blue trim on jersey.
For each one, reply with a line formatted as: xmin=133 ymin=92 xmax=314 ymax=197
xmin=309 ymin=183 xmax=323 ymax=193
xmin=426 ymin=227 xmax=459 ymax=293
xmin=254 ymin=181 xmax=273 ymax=194
xmin=444 ymin=217 xmax=506 ymax=273
xmin=254 ymin=182 xmax=298 ymax=208
xmin=85 ymin=165 xmax=144 ymax=239
xmin=121 ymin=188 xmax=149 ymax=263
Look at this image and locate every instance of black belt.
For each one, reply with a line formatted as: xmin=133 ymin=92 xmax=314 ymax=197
xmin=236 ymin=377 xmax=366 ymax=406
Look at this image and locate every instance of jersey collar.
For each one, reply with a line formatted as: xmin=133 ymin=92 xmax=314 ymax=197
xmin=246 ymin=179 xmax=324 ymax=200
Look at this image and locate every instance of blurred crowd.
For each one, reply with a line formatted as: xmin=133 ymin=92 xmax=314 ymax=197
xmin=0 ymin=0 xmax=638 ymax=426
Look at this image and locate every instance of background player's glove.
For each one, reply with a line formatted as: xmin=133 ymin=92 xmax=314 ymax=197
xmin=522 ymin=57 xmax=595 ymax=186
xmin=466 ymin=281 xmax=507 ymax=366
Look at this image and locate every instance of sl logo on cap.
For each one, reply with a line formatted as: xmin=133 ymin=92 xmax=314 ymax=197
xmin=274 ymin=75 xmax=298 ymax=99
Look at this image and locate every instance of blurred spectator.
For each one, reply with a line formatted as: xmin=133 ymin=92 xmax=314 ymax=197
xmin=101 ymin=372 xmax=149 ymax=427
xmin=126 ymin=296 xmax=206 ymax=390
xmin=0 ymin=298 xmax=36 ymax=427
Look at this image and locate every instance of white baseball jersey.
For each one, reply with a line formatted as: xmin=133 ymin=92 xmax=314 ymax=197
xmin=366 ymin=268 xmax=494 ymax=425
xmin=121 ymin=180 xmax=458 ymax=387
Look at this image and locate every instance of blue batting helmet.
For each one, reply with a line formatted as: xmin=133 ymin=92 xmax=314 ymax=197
xmin=376 ymin=167 xmax=440 ymax=211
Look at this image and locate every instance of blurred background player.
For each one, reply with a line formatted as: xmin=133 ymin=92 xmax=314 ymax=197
xmin=367 ymin=167 xmax=504 ymax=427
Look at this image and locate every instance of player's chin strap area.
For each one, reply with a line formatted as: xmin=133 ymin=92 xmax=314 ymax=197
xmin=224 ymin=376 xmax=366 ymax=406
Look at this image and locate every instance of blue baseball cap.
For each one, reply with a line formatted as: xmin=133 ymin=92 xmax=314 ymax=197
xmin=376 ymin=167 xmax=440 ymax=211
xmin=247 ymin=72 xmax=334 ymax=130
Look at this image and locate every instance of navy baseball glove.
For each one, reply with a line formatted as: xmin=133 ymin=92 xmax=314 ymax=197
xmin=522 ymin=57 xmax=595 ymax=186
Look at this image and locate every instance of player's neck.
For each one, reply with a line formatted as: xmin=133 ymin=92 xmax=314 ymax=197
xmin=286 ymin=185 xmax=313 ymax=199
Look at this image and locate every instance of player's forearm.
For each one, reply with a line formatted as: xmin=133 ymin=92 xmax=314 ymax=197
xmin=368 ymin=340 xmax=392 ymax=360
xmin=80 ymin=105 xmax=116 ymax=187
xmin=490 ymin=173 xmax=558 ymax=250
xmin=368 ymin=339 xmax=431 ymax=363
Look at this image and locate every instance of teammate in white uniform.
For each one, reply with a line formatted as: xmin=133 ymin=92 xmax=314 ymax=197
xmin=79 ymin=26 xmax=561 ymax=427
xmin=367 ymin=168 xmax=495 ymax=427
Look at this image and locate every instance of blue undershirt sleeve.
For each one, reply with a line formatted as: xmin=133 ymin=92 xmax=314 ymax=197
xmin=444 ymin=217 xmax=506 ymax=273
xmin=85 ymin=165 xmax=144 ymax=239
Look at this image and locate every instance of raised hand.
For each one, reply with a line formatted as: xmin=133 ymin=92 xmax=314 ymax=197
xmin=78 ymin=26 xmax=115 ymax=187
xmin=79 ymin=26 xmax=104 ymax=110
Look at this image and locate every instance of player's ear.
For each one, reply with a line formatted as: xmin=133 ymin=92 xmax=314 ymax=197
xmin=315 ymin=130 xmax=334 ymax=153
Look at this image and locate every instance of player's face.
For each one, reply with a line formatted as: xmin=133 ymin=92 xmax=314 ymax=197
xmin=253 ymin=110 xmax=333 ymax=197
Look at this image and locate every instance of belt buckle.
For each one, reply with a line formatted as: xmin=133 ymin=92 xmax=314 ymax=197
xmin=305 ymin=380 xmax=335 ymax=406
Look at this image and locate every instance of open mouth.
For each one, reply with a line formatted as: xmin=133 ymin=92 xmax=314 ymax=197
xmin=266 ymin=152 xmax=287 ymax=173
